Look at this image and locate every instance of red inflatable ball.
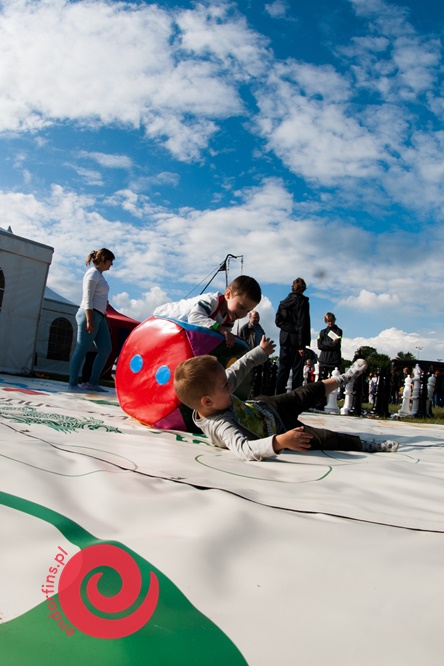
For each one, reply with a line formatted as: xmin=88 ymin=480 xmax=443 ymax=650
xmin=115 ymin=316 xmax=250 ymax=431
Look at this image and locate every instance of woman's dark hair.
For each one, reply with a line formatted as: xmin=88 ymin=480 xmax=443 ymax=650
xmin=86 ymin=248 xmax=115 ymax=266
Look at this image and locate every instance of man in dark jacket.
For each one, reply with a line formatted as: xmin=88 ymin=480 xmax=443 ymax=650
xmin=275 ymin=278 xmax=311 ymax=392
xmin=239 ymin=311 xmax=275 ymax=396
xmin=239 ymin=311 xmax=265 ymax=350
xmin=316 ymin=312 xmax=342 ymax=410
xmin=317 ymin=312 xmax=343 ymax=379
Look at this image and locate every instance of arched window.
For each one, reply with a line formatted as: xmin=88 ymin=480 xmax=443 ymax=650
xmin=0 ymin=268 xmax=5 ymax=312
xmin=47 ymin=317 xmax=73 ymax=361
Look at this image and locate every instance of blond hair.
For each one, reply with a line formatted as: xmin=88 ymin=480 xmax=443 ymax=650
xmin=174 ymin=355 xmax=222 ymax=410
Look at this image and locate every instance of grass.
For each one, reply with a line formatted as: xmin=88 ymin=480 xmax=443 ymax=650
xmin=349 ymin=402 xmax=444 ymax=426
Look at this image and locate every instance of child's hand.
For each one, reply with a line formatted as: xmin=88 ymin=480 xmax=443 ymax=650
xmin=220 ymin=327 xmax=236 ymax=348
xmin=260 ymin=335 xmax=276 ymax=356
xmin=273 ymin=427 xmax=313 ymax=453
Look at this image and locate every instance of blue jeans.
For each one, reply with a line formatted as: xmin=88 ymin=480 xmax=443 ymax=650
xmin=69 ymin=309 xmax=112 ymax=386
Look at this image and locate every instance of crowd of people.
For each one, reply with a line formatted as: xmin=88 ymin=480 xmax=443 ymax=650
xmin=387 ymin=365 xmax=443 ymax=407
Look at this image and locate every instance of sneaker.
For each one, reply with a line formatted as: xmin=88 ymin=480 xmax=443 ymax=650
xmin=67 ymin=384 xmax=86 ymax=393
xmin=79 ymin=383 xmax=108 ymax=393
xmin=337 ymin=358 xmax=368 ymax=386
xmin=361 ymin=439 xmax=399 ymax=453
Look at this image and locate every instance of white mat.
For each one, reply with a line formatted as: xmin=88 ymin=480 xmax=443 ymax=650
xmin=1 ymin=373 xmax=444 ymax=665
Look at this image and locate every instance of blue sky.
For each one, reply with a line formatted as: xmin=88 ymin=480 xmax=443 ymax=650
xmin=1 ymin=0 xmax=443 ymax=361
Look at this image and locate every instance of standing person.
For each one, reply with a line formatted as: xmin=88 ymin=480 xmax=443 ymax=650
xmin=390 ymin=367 xmax=402 ymax=405
xmin=368 ymin=373 xmax=377 ymax=405
xmin=275 ymin=277 xmax=311 ymax=393
xmin=67 ymin=248 xmax=115 ymax=393
xmin=434 ymin=370 xmax=443 ymax=407
xmin=240 ymin=310 xmax=267 ymax=397
xmin=317 ymin=313 xmax=343 ymax=380
xmin=239 ymin=310 xmax=265 ymax=350
xmin=315 ymin=312 xmax=342 ymax=411
xmin=303 ymin=359 xmax=315 ymax=385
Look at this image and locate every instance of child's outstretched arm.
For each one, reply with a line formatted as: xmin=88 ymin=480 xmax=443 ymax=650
xmin=273 ymin=426 xmax=313 ymax=454
xmin=259 ymin=335 xmax=276 ymax=356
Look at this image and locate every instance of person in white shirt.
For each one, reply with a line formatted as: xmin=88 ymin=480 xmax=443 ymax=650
xmin=154 ymin=276 xmax=261 ymax=349
xmin=68 ymin=248 xmax=115 ymax=393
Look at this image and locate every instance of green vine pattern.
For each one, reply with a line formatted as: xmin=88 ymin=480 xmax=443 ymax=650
xmin=0 ymin=404 xmax=121 ymax=434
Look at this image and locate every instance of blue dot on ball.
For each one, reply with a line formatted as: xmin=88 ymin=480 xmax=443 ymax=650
xmin=130 ymin=354 xmax=143 ymax=373
xmin=156 ymin=365 xmax=171 ymax=385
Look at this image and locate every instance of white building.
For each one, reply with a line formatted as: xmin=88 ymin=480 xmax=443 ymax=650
xmin=0 ymin=227 xmax=54 ymax=374
xmin=34 ymin=286 xmax=78 ymax=376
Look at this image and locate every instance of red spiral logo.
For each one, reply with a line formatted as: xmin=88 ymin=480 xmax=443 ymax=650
xmin=58 ymin=544 xmax=159 ymax=639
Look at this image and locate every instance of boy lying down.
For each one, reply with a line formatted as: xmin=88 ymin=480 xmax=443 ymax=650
xmin=174 ymin=336 xmax=399 ymax=462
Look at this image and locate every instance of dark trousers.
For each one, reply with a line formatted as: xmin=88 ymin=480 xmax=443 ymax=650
xmin=260 ymin=381 xmax=361 ymax=451
xmin=276 ymin=333 xmax=305 ymax=393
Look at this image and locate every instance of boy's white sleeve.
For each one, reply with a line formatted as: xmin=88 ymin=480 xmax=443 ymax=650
xmin=193 ymin=346 xmax=277 ymax=462
xmin=153 ymin=297 xmax=194 ymax=320
xmin=194 ymin=412 xmax=277 ymax=461
xmin=188 ymin=293 xmax=228 ymax=328
xmin=226 ymin=346 xmax=269 ymax=389
xmin=154 ymin=292 xmax=231 ymax=329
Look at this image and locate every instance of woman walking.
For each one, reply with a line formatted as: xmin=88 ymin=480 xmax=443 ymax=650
xmin=68 ymin=248 xmax=115 ymax=393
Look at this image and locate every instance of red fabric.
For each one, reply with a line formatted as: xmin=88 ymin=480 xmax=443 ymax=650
xmin=106 ymin=303 xmax=139 ymax=326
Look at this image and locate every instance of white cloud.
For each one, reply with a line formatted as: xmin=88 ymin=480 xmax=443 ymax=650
xmin=104 ymin=189 xmax=167 ymax=221
xmin=1 ymin=177 xmax=442 ymax=319
xmin=113 ymin=287 xmax=169 ymax=322
xmin=177 ymin=3 xmax=269 ymax=78
xmin=0 ymin=0 xmax=259 ymax=161
xmin=254 ymin=63 xmax=383 ymax=186
xmin=353 ymin=0 xmax=442 ymax=120
xmin=69 ymin=166 xmax=104 ymax=187
xmin=339 ymin=327 xmax=444 ymax=363
xmin=142 ymin=111 xmax=218 ymax=162
xmin=382 ymin=130 xmax=444 ymax=213
xmin=339 ymin=289 xmax=400 ymax=309
xmin=13 ymin=152 xmax=27 ymax=169
xmin=250 ymin=0 xmax=444 ymax=213
xmin=264 ymin=1 xmax=289 ymax=20
xmin=79 ymin=152 xmax=133 ymax=169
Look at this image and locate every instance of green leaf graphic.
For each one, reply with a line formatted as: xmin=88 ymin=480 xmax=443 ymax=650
xmin=0 ymin=492 xmax=247 ymax=666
